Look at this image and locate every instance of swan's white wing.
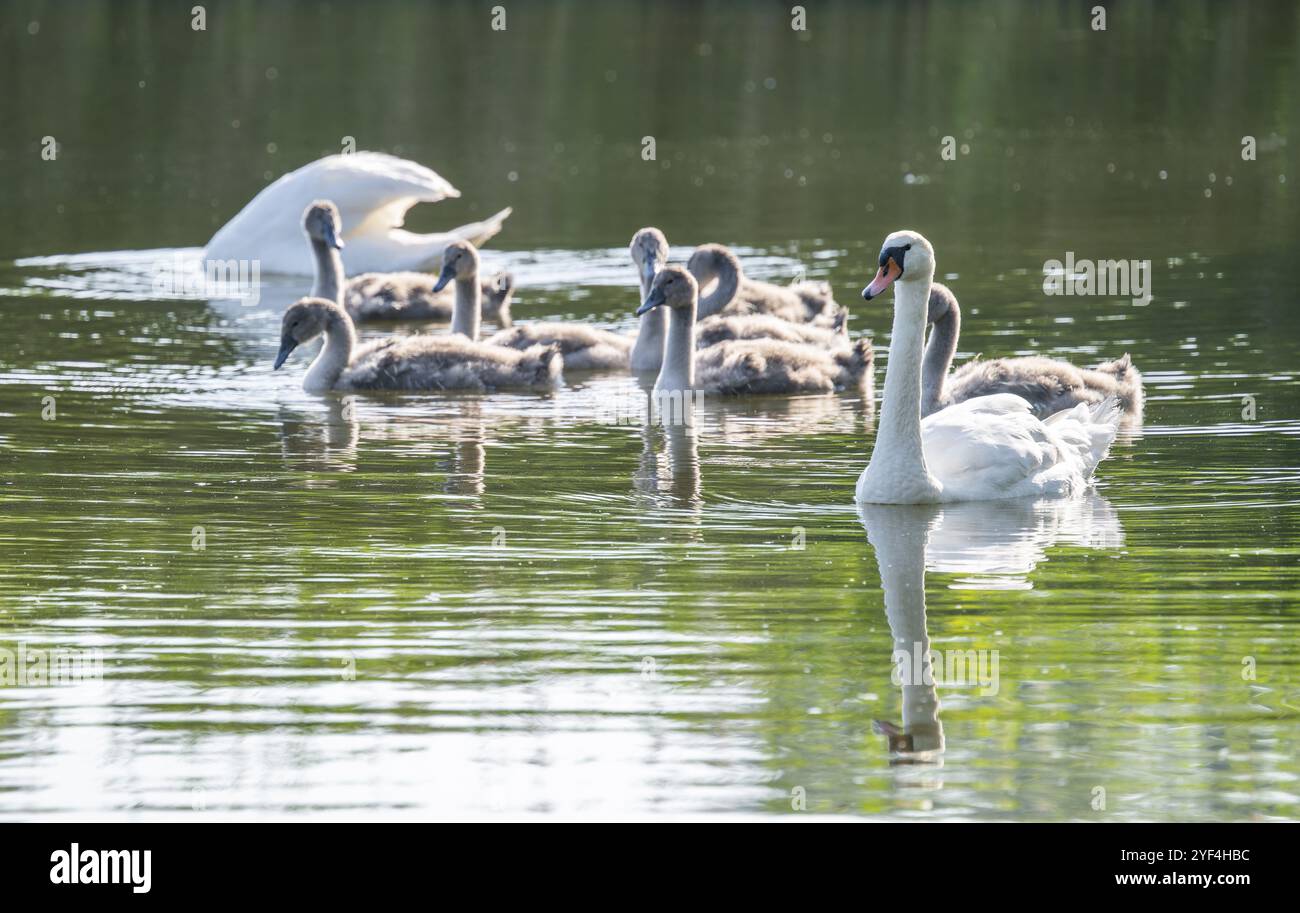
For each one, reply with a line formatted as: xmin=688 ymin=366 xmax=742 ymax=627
xmin=206 ymin=153 xmax=510 ymax=275
xmin=306 ymin=152 xmax=459 ymax=238
xmin=921 ymin=395 xmax=1057 ymax=498
xmin=348 ymin=206 xmax=514 ymax=274
xmin=921 ymin=394 xmax=1119 ymax=501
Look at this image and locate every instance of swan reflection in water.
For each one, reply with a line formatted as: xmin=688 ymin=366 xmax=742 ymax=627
xmin=278 ymin=397 xmax=361 ymax=475
xmin=858 ymin=492 xmax=1124 ymax=766
xmin=277 ymin=396 xmax=491 ymax=496
xmin=632 ymin=387 xmax=702 ymax=510
xmin=630 ymin=380 xmax=874 ymax=508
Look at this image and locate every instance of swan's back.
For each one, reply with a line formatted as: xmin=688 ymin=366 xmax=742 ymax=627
xmin=942 ymin=353 xmax=1144 ymax=421
xmin=696 ymin=338 xmax=872 ymax=395
xmin=344 ymin=272 xmax=514 ymax=325
xmin=487 ymin=321 xmax=631 ymax=371
xmin=695 ymin=313 xmax=848 ymax=350
xmin=921 ymin=395 xmax=1121 ymax=501
xmin=732 ymin=278 xmax=846 ymax=328
xmin=340 ymin=334 xmax=562 ymax=391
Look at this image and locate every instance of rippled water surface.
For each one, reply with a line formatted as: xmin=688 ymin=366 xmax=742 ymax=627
xmin=1 ymin=1 xmax=1298 ymax=820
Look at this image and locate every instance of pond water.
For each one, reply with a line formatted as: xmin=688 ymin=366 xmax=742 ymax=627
xmin=1 ymin=1 xmax=1297 ymax=819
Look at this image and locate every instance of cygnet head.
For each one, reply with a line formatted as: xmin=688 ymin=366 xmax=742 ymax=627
xmin=432 ymin=240 xmax=480 ymax=292
xmin=303 ymin=200 xmax=344 ymax=250
xmin=629 ymin=227 xmax=669 ymax=288
xmin=485 ymin=272 xmax=515 ymax=325
xmin=635 ymin=264 xmax=698 ymax=316
xmin=861 ymin=230 xmax=934 ymax=300
xmin=275 ymin=297 xmax=338 ymax=369
xmin=686 ymin=243 xmax=740 ymax=284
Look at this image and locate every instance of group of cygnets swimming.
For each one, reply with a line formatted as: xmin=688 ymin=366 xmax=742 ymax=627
xmin=268 ymin=180 xmax=1144 ymax=505
xmin=276 ymin=202 xmax=876 ymax=398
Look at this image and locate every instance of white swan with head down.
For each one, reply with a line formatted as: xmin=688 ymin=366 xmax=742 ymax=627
xmin=207 ymin=152 xmax=512 ymax=275
xmin=856 ymin=230 xmax=1121 ymax=504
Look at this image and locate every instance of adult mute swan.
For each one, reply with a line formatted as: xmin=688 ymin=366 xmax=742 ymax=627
xmin=273 ymin=297 xmax=561 ymax=393
xmin=922 ymin=283 xmax=1144 ymax=421
xmin=207 ymin=152 xmax=512 ymax=275
xmin=856 ymin=231 xmax=1120 ymax=504
xmin=638 ymin=265 xmax=873 ymax=396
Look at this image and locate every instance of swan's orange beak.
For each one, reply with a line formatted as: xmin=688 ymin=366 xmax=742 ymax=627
xmin=862 ymin=258 xmax=902 ymax=300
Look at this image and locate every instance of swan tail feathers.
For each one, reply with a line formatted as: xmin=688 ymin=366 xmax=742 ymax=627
xmin=1092 ymin=352 xmax=1144 ymax=418
xmin=529 ymin=343 xmax=564 ymax=389
xmin=447 ymin=207 xmax=513 ymax=248
xmin=834 ymin=338 xmax=875 ymax=388
xmin=1088 ymin=394 xmax=1124 ymax=427
xmin=1083 ymin=395 xmax=1122 ymax=473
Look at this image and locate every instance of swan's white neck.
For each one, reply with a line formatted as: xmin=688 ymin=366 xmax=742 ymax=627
xmin=858 ymin=276 xmax=941 ymax=503
xmin=451 ymin=276 xmax=481 ymax=340
xmin=862 ymin=505 xmax=943 ymax=753
xmin=310 ymin=238 xmax=344 ymax=305
xmin=655 ymin=304 xmax=696 ymax=393
xmin=304 ymin=310 xmax=356 ymax=393
xmin=630 ymin=269 xmax=667 ymax=372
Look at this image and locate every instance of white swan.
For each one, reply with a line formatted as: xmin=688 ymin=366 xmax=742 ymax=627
xmin=856 ymin=230 xmax=1121 ymax=504
xmin=639 ymin=265 xmax=874 ymax=396
xmin=922 ymin=283 xmax=1144 ymax=422
xmin=207 ymin=152 xmax=512 ymax=275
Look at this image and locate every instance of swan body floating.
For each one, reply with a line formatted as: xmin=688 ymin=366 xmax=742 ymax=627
xmin=856 ymin=230 xmax=1120 ymax=505
xmin=487 ymin=227 xmax=669 ymax=372
xmin=345 ymin=271 xmax=514 ymax=327
xmin=687 ymin=244 xmax=846 ymax=327
xmin=639 ymin=265 xmax=873 ymax=396
xmin=488 ymin=323 xmax=633 ymax=371
xmin=922 ymin=283 xmax=1144 ymax=421
xmin=426 ymin=238 xmax=634 ymax=371
xmin=273 ymin=297 xmax=561 ymax=393
xmin=695 ymin=312 xmax=849 ymax=350
xmin=207 ymin=152 xmax=512 ymax=275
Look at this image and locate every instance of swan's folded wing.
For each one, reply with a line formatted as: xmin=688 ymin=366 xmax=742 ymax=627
xmin=921 ymin=395 xmax=1054 ymax=493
